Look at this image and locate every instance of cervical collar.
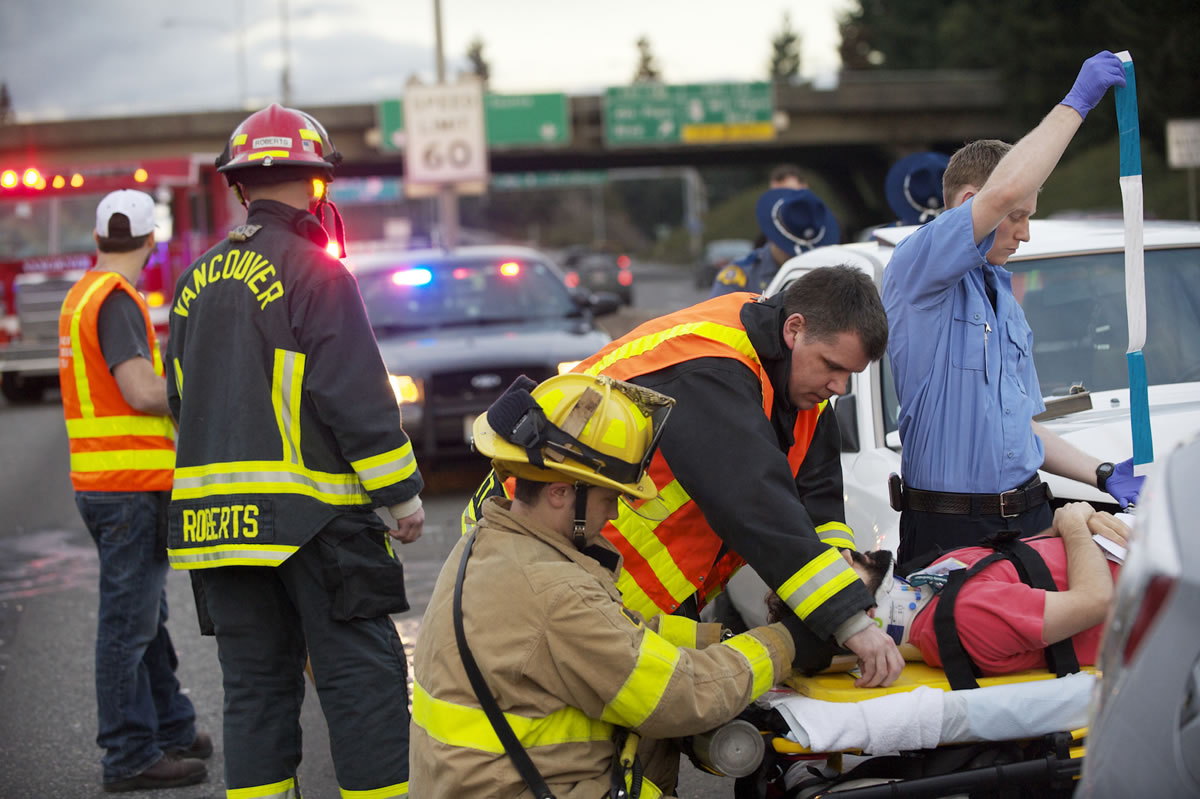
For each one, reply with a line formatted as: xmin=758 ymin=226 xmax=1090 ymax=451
xmin=872 ymin=563 xmax=933 ymax=647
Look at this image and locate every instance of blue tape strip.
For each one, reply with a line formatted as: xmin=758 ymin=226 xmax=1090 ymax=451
xmin=1115 ymin=60 xmax=1141 ymax=177
xmin=1127 ymin=350 xmax=1153 ymax=466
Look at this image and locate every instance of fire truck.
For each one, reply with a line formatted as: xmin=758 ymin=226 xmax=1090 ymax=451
xmin=0 ymin=156 xmax=235 ymax=402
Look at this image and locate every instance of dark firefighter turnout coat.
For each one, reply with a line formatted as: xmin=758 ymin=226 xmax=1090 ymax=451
xmin=465 ymin=292 xmax=874 ymax=646
xmin=165 ymin=200 xmax=422 ymax=569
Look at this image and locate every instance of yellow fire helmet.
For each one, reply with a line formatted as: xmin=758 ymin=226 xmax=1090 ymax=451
xmin=472 ymin=373 xmax=674 ymax=499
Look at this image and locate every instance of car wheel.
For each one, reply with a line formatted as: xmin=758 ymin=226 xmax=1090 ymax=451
xmin=1 ymin=372 xmax=48 ymax=404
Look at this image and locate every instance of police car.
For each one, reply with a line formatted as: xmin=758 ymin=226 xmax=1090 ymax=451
xmin=762 ymin=218 xmax=1200 ymax=554
xmin=347 ymin=245 xmax=617 ymax=462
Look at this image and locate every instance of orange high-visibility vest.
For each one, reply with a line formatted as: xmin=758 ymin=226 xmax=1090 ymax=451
xmin=574 ymin=292 xmax=826 ymax=617
xmin=59 ymin=270 xmax=175 ymax=492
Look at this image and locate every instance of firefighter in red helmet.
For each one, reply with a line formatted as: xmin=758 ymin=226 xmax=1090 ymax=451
xmin=166 ymin=104 xmax=425 ymax=797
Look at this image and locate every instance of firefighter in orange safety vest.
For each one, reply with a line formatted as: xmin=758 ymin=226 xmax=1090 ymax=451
xmin=165 ymin=104 xmax=424 ymax=798
xmin=412 ymin=372 xmax=827 ymax=798
xmin=463 ymin=265 xmax=906 ymax=692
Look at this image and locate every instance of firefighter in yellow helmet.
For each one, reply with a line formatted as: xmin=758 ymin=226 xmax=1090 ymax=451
xmin=410 ymin=373 xmax=820 ymax=798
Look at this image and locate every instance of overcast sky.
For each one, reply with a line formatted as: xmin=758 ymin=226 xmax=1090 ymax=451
xmin=0 ymin=0 xmax=853 ymax=121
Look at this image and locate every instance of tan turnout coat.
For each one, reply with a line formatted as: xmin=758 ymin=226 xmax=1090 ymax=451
xmin=409 ymin=497 xmax=794 ymax=798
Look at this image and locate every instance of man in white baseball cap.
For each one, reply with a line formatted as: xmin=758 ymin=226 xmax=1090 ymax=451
xmin=94 ymin=188 xmax=157 ymax=239
xmin=59 ymin=189 xmax=213 ymax=791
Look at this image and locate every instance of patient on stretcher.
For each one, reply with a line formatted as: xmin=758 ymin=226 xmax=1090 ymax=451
xmin=770 ymin=503 xmax=1128 ymax=678
xmin=845 ymin=503 xmax=1125 ymax=676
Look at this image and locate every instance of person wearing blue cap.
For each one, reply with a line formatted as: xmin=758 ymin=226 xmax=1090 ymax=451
xmin=710 ymin=188 xmax=840 ymax=298
xmin=884 ymin=151 xmax=951 ymax=226
xmin=882 ymin=51 xmax=1145 ymax=568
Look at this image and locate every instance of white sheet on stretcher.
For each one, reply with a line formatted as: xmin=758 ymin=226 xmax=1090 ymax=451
xmin=766 ymin=672 xmax=1094 ymax=755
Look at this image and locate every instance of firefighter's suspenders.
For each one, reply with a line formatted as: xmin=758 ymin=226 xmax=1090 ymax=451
xmin=933 ymin=536 xmax=1081 ymax=691
xmin=453 ymin=531 xmax=645 ymax=799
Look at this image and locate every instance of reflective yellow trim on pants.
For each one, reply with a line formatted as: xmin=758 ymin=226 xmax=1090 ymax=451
xmin=609 ymin=479 xmax=695 ymax=614
xmin=815 ymin=521 xmax=855 ymax=551
xmin=340 ymin=781 xmax=408 ymax=798
xmin=601 ymin=628 xmax=680 ymax=728
xmin=227 ymin=777 xmax=298 ymax=799
xmin=657 ymin=614 xmax=699 ymax=648
xmin=776 ymin=548 xmax=860 ymax=620
xmin=71 ymin=449 xmax=176 ymax=473
xmin=411 ymin=681 xmax=614 ymax=754
xmin=66 ymin=415 xmax=175 ymax=439
xmin=721 ymin=632 xmax=776 ymax=699
xmin=168 ymin=542 xmax=297 ymax=569
xmin=172 ymin=460 xmax=371 ymax=505
xmin=582 ymin=320 xmax=759 ymax=378
xmin=351 ymin=443 xmax=417 ymax=491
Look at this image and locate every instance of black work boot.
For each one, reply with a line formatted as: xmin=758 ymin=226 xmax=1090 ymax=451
xmin=102 ymin=755 xmax=207 ymax=792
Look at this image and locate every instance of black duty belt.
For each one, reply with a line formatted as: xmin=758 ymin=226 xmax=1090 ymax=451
xmin=902 ymin=478 xmax=1052 ymax=518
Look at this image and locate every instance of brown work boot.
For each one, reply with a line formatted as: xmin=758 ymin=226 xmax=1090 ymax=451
xmin=102 ymin=754 xmax=207 ymax=792
xmin=169 ymin=730 xmax=214 ymax=759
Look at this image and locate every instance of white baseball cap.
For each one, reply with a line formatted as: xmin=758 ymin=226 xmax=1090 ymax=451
xmin=95 ymin=189 xmax=156 ymax=237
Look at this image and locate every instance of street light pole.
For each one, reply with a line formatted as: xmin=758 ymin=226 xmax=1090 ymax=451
xmin=432 ymin=0 xmax=459 ymax=251
xmin=280 ymin=0 xmax=293 ymax=106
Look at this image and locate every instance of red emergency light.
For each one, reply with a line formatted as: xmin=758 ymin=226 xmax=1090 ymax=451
xmin=0 ymin=157 xmax=194 ymax=197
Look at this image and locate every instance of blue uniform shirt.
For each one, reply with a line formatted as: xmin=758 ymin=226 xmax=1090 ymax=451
xmin=882 ymin=198 xmax=1046 ymax=494
xmin=710 ymin=245 xmax=778 ymax=298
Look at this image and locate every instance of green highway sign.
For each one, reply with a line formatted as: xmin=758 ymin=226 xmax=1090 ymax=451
xmin=377 ymin=92 xmax=569 ymax=152
xmin=604 ymin=82 xmax=775 ymax=146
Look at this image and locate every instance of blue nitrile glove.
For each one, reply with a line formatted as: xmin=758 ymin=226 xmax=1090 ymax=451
xmin=1106 ymin=458 xmax=1144 ymax=508
xmin=1061 ymin=51 xmax=1127 ymax=120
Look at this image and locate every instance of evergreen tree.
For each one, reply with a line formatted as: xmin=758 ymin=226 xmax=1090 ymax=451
xmin=464 ymin=37 xmax=490 ymax=86
xmin=632 ymin=36 xmax=662 ymax=84
xmin=0 ymin=82 xmax=12 ymax=124
xmin=769 ymin=13 xmax=802 ymax=83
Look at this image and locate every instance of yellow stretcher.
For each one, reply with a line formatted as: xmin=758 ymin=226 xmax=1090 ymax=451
xmin=733 ymin=664 xmax=1093 ymax=798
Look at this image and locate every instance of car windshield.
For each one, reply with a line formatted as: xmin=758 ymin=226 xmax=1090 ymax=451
xmin=881 ymin=246 xmax=1200 ymax=434
xmin=356 ymin=255 xmax=576 ymax=331
xmin=706 ymin=241 xmax=752 ymax=260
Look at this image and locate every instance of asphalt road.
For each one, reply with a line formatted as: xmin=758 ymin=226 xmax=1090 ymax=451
xmin=0 ymin=262 xmax=740 ymax=798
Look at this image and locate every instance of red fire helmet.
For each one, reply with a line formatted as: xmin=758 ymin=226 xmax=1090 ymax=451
xmin=216 ymin=104 xmax=342 ymax=182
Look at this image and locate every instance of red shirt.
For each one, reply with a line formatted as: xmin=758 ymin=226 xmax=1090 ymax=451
xmin=908 ymin=537 xmax=1121 ymax=675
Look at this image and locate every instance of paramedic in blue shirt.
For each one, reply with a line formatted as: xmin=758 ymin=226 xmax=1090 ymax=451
xmin=710 ymin=187 xmax=839 ymax=297
xmin=883 ymin=51 xmax=1144 ymax=566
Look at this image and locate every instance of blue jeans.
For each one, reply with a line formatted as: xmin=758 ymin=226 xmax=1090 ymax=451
xmin=76 ymin=491 xmax=197 ymax=783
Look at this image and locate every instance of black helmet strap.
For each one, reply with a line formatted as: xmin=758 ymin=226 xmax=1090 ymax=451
xmin=572 ymin=482 xmax=589 ymax=550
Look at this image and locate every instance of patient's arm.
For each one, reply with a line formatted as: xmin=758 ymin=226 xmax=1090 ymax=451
xmin=1042 ymin=503 xmax=1115 ymax=644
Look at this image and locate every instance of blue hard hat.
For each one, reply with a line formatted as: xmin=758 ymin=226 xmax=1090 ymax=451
xmin=885 ymin=151 xmax=951 ymax=225
xmin=754 ymin=188 xmax=840 ymax=255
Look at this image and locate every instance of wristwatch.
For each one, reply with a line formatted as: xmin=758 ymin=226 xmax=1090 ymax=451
xmin=1095 ymin=462 xmax=1115 ymax=492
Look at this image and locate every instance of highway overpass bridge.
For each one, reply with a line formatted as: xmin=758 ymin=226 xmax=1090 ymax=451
xmin=0 ymin=70 xmax=1016 ymax=232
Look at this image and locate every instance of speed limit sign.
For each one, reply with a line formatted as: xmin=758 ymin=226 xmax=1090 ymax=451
xmin=402 ymin=78 xmax=488 ymax=195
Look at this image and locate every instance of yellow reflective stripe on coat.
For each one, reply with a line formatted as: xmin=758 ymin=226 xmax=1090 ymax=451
xmin=71 ymin=449 xmax=176 ymax=473
xmin=172 ymin=461 xmax=371 ymax=504
xmin=66 ymin=415 xmax=175 ymax=439
xmin=173 ymin=357 xmax=183 ymax=398
xmin=411 ymin=681 xmax=613 ymax=753
xmin=609 ymin=479 xmax=695 ymax=613
xmin=351 ymin=443 xmax=417 ymax=491
xmin=582 ymin=320 xmax=759 ymax=378
xmin=600 ymin=628 xmax=680 ymax=728
xmin=776 ymin=547 xmax=860 ymax=620
xmin=340 ymin=781 xmax=408 ymax=798
xmin=721 ymin=633 xmax=776 ymax=699
xmin=272 ymin=349 xmax=305 ymax=465
xmin=168 ymin=542 xmax=297 ymax=569
xmin=227 ymin=776 xmax=298 ymax=798
xmin=68 ymin=271 xmax=121 ymax=417
xmin=461 ymin=471 xmax=507 ymax=535
xmin=656 ymin=614 xmax=699 ymax=648
xmin=815 ymin=521 xmax=855 ymax=551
